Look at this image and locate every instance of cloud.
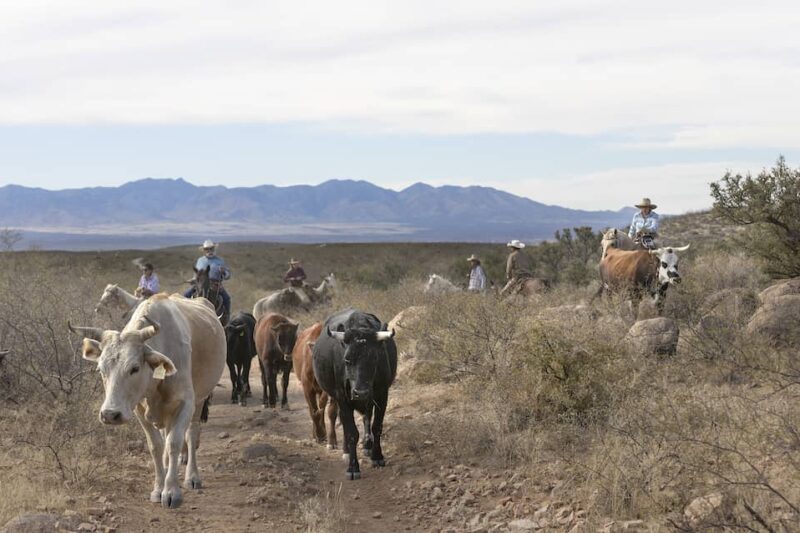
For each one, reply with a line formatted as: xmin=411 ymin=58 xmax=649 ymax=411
xmin=0 ymin=0 xmax=798 ymax=151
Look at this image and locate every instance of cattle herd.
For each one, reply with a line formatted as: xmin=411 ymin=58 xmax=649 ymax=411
xmin=71 ymin=231 xmax=690 ymax=509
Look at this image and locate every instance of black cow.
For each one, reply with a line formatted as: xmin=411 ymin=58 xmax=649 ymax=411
xmin=312 ymin=309 xmax=397 ymax=480
xmin=225 ymin=312 xmax=257 ymax=406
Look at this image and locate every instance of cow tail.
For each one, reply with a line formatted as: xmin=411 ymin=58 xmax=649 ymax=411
xmin=200 ymin=394 xmax=211 ymax=423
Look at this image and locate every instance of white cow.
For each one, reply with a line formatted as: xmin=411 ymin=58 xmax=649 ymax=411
xmin=70 ymin=294 xmax=226 ymax=509
xmin=94 ymin=284 xmax=143 ymax=326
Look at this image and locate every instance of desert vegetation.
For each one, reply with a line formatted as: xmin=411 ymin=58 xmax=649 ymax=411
xmin=1 ymin=166 xmax=800 ymax=530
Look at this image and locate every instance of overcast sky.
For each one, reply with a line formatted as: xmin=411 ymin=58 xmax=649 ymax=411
xmin=1 ymin=0 xmax=799 ymax=212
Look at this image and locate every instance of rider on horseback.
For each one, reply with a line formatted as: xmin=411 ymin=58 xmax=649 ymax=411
xmin=184 ymin=240 xmax=232 ymax=317
xmin=628 ymin=198 xmax=660 ymax=250
xmin=283 ymin=258 xmax=311 ymax=306
xmin=500 ymin=239 xmax=533 ymax=296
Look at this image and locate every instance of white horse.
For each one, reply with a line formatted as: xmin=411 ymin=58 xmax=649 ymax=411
xmin=252 ymin=273 xmax=337 ymax=320
xmin=424 ymin=274 xmax=461 ymax=294
xmin=601 ymin=228 xmax=637 ymax=258
xmin=94 ymin=284 xmax=143 ymax=326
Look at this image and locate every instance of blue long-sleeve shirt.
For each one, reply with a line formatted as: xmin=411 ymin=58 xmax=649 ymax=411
xmin=628 ymin=212 xmax=660 ymax=238
xmin=195 ymin=255 xmax=231 ymax=281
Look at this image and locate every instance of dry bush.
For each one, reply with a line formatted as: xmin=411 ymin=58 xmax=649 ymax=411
xmin=298 ymin=484 xmax=348 ymax=533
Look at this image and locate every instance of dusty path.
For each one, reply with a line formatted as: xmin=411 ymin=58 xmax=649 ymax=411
xmin=97 ymin=366 xmax=424 ymax=532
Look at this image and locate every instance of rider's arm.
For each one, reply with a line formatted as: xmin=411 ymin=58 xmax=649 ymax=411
xmin=628 ymin=213 xmax=641 ymax=238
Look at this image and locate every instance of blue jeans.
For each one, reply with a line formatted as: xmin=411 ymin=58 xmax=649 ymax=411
xmin=184 ymin=285 xmax=231 ymax=314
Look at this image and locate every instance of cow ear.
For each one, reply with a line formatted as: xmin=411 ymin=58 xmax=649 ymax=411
xmin=82 ymin=339 xmax=102 ymax=363
xmin=144 ymin=348 xmax=177 ymax=377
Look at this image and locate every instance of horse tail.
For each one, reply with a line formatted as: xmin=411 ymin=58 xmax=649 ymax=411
xmin=200 ymin=394 xmax=211 ymax=423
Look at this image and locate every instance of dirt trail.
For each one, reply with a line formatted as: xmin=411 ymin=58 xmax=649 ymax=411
xmin=98 ymin=366 xmax=423 ymax=532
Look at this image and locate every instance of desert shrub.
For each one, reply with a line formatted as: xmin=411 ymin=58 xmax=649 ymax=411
xmin=711 ymin=156 xmax=800 ymax=278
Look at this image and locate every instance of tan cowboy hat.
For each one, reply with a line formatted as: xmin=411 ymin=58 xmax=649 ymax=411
xmin=635 ymin=198 xmax=657 ymax=209
xmin=466 ymin=254 xmax=480 ymax=262
xmin=200 ymin=239 xmax=217 ymax=250
xmin=288 ymin=258 xmax=301 ymax=265
xmin=506 ymin=239 xmax=526 ymax=249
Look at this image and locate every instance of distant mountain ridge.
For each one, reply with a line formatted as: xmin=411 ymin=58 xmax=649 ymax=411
xmin=0 ymin=178 xmax=637 ymax=250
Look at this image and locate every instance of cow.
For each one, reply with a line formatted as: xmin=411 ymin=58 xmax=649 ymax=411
xmin=69 ymin=294 xmax=226 ymax=509
xmin=291 ymin=322 xmax=340 ymax=447
xmin=225 ymin=311 xmax=257 ymax=406
xmin=253 ymin=274 xmax=337 ymax=320
xmin=594 ymin=245 xmax=690 ymax=312
xmin=312 ymin=309 xmax=397 ymax=480
xmin=254 ymin=313 xmax=299 ymax=409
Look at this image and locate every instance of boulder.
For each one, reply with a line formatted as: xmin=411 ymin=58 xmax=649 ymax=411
xmin=758 ymin=278 xmax=800 ymax=305
xmin=746 ymin=294 xmax=800 ymax=346
xmin=625 ymin=318 xmax=679 ymax=355
xmin=684 ymin=492 xmax=725 ymax=527
xmin=387 ymin=306 xmax=428 ymax=376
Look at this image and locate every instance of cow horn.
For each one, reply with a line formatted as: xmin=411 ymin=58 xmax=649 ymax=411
xmin=327 ymin=326 xmax=345 ymax=341
xmin=68 ymin=321 xmax=104 ymax=340
xmin=137 ymin=316 xmax=160 ymax=341
xmin=673 ymin=244 xmax=690 ymax=252
xmin=376 ymin=330 xmax=395 ymax=341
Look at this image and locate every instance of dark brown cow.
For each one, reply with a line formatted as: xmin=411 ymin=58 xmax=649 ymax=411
xmin=594 ymin=245 xmax=690 ymax=311
xmin=254 ymin=313 xmax=299 ymax=408
xmin=291 ymin=323 xmax=339 ymax=448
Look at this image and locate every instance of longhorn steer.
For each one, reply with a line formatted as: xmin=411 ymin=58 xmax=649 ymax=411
xmin=312 ymin=309 xmax=397 ymax=480
xmin=70 ymin=294 xmax=226 ymax=509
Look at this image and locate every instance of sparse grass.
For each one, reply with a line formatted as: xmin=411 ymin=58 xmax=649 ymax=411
xmin=298 ymin=484 xmax=349 ymax=533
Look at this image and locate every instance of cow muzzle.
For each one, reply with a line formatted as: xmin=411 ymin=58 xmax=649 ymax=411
xmin=283 ymin=352 xmax=293 ymax=362
xmin=350 ymin=388 xmax=371 ymax=401
xmin=100 ymin=409 xmax=126 ymax=425
xmin=667 ymin=271 xmax=681 ymax=283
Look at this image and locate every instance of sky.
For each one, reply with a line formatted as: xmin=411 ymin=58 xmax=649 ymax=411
xmin=1 ymin=1 xmax=799 ymax=213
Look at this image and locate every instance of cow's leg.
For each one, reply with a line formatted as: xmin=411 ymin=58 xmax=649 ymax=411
xmin=259 ymin=358 xmax=269 ymax=406
xmin=361 ymin=406 xmax=374 ymax=451
xmin=325 ymin=395 xmax=339 ymax=450
xmin=303 ymin=385 xmax=323 ymax=442
xmin=161 ymin=399 xmax=192 ymax=509
xmin=235 ymin=362 xmax=247 ymax=406
xmin=135 ymin=404 xmax=166 ymax=504
xmin=183 ymin=403 xmax=203 ymax=490
xmin=266 ymin=361 xmax=278 ymax=408
xmin=243 ymin=355 xmax=253 ymax=398
xmin=227 ymin=360 xmax=239 ymax=404
xmin=280 ymin=364 xmax=290 ymax=409
xmin=339 ymin=404 xmax=361 ymax=480
xmin=370 ymin=389 xmax=389 ymax=467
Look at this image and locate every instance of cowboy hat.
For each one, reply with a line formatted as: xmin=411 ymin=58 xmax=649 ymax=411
xmin=200 ymin=239 xmax=217 ymax=250
xmin=635 ymin=198 xmax=657 ymax=209
xmin=506 ymin=239 xmax=526 ymax=249
xmin=288 ymin=258 xmax=301 ymax=265
xmin=466 ymin=254 xmax=480 ymax=262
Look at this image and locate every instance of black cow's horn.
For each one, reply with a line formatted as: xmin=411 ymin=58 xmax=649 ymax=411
xmin=327 ymin=326 xmax=345 ymax=341
xmin=376 ymin=330 xmax=395 ymax=341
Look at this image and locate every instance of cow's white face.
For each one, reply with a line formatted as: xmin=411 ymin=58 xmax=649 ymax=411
xmin=652 ymin=245 xmax=690 ymax=285
xmin=80 ymin=325 xmax=175 ymax=425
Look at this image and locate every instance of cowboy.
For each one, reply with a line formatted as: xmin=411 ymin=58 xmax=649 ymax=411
xmin=628 ymin=198 xmax=660 ymax=239
xmin=183 ymin=240 xmax=231 ymax=316
xmin=283 ymin=258 xmax=311 ymax=306
xmin=466 ymin=254 xmax=487 ymax=293
xmin=135 ymin=262 xmax=159 ymax=298
xmin=500 ymin=239 xmax=533 ymax=296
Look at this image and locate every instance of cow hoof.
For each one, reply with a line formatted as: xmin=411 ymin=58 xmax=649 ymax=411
xmin=161 ymin=488 xmax=183 ymax=509
xmin=150 ymin=490 xmax=162 ymax=503
xmin=184 ymin=477 xmax=202 ymax=490
xmin=342 ymin=453 xmax=350 ymax=462
xmin=346 ymin=471 xmax=361 ymax=480
xmin=239 ymin=400 xmax=247 ymax=407
xmin=372 ymin=459 xmax=386 ymax=468
xmin=326 ymin=444 xmax=337 ymax=450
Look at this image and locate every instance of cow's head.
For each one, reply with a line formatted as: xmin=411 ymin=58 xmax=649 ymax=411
xmin=271 ymin=320 xmax=299 ymax=362
xmin=650 ymin=245 xmax=690 ymax=285
xmin=327 ymin=323 xmax=394 ymax=402
xmin=225 ymin=319 xmax=248 ymax=350
xmin=69 ymin=318 xmax=175 ymax=425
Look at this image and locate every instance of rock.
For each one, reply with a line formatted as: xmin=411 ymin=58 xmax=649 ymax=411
xmin=746 ymin=295 xmax=800 ymax=346
xmin=759 ymin=278 xmax=800 ymax=305
xmin=372 ymin=511 xmax=382 ymax=519
xmin=508 ymin=518 xmax=539 ymax=531
xmin=1 ymin=514 xmax=63 ymax=533
xmin=625 ymin=317 xmax=679 ymax=355
xmin=217 ymin=432 xmax=230 ymax=439
xmin=241 ymin=443 xmax=276 ymax=461
xmin=684 ymin=492 xmax=725 ymax=527
xmin=77 ymin=523 xmax=96 ymax=532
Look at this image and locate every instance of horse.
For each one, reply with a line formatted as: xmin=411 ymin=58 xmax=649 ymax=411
xmin=193 ymin=266 xmax=229 ymax=326
xmin=424 ymin=274 xmax=461 ymax=294
xmin=94 ymin=284 xmax=143 ymax=326
xmin=252 ymin=274 xmax=337 ymax=320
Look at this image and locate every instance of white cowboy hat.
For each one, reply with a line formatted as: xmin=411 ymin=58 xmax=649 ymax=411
xmin=288 ymin=258 xmax=301 ymax=265
xmin=506 ymin=239 xmax=526 ymax=249
xmin=635 ymin=198 xmax=657 ymax=209
xmin=200 ymin=239 xmax=217 ymax=250
xmin=466 ymin=254 xmax=480 ymax=262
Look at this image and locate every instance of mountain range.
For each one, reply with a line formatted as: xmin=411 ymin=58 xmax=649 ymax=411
xmin=0 ymin=178 xmax=636 ymax=250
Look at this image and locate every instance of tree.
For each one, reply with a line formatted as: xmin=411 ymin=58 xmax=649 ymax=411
xmin=710 ymin=156 xmax=800 ymax=278
xmin=0 ymin=227 xmax=23 ymax=252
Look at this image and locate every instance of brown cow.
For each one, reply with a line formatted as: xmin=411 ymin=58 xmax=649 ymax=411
xmin=291 ymin=323 xmax=339 ymax=448
xmin=254 ymin=313 xmax=299 ymax=408
xmin=594 ymin=245 xmax=690 ymax=311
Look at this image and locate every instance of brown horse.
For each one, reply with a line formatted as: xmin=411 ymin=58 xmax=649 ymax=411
xmin=254 ymin=313 xmax=298 ymax=409
xmin=291 ymin=323 xmax=339 ymax=448
xmin=193 ymin=265 xmax=229 ymax=326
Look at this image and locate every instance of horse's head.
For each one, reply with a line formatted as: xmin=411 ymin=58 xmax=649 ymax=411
xmin=193 ymin=266 xmax=213 ymax=298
